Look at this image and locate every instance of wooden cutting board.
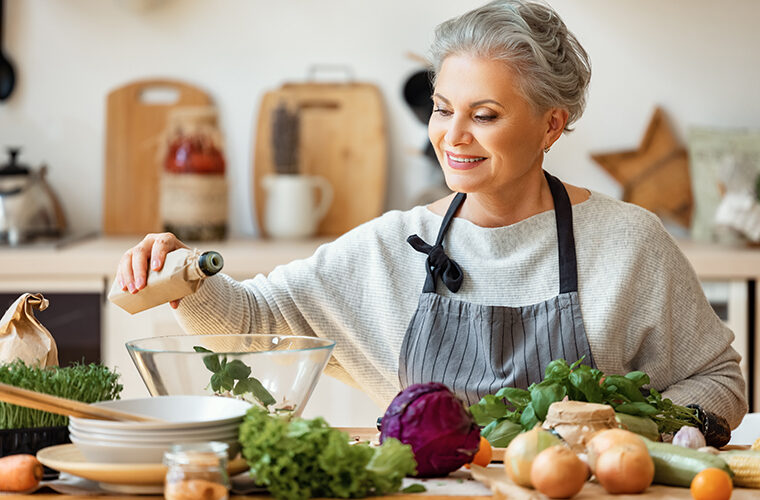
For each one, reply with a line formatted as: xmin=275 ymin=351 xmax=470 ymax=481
xmin=470 ymin=464 xmax=758 ymax=499
xmin=103 ymin=79 xmax=212 ymax=235
xmin=253 ymin=82 xmax=387 ymax=237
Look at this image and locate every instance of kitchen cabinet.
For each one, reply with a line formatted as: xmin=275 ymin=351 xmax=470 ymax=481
xmin=0 ymin=237 xmax=758 ymax=424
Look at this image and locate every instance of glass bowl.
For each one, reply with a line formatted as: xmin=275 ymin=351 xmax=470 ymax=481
xmin=126 ymin=334 xmax=335 ymax=416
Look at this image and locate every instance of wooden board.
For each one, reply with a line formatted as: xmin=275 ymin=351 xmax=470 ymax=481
xmin=103 ymin=79 xmax=212 ymax=235
xmin=470 ymin=464 xmax=758 ymax=499
xmin=253 ymin=82 xmax=387 ymax=237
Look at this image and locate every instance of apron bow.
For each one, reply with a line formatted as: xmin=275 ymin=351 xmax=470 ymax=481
xmin=407 ymin=234 xmax=463 ymax=293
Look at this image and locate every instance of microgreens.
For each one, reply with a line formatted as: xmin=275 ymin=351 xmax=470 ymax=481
xmin=0 ymin=360 xmax=122 ymax=429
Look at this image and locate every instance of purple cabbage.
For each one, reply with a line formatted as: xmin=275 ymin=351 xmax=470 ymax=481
xmin=379 ymin=382 xmax=480 ymax=477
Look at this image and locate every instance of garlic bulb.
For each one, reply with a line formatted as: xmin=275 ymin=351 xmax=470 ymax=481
xmin=672 ymin=426 xmax=706 ymax=449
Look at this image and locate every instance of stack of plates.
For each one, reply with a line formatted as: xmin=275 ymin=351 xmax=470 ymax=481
xmin=68 ymin=395 xmax=250 ymax=464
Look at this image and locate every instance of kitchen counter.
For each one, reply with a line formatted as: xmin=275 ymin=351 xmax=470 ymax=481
xmin=9 ymin=495 xmax=487 ymax=499
xmin=0 ymin=235 xmax=757 ymax=280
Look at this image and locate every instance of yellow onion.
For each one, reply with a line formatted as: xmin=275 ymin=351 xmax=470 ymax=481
xmin=504 ymin=428 xmax=561 ymax=487
xmin=594 ymin=443 xmax=654 ymax=494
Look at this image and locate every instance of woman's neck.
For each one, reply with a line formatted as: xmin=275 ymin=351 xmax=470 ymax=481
xmin=457 ymin=171 xmax=554 ymax=228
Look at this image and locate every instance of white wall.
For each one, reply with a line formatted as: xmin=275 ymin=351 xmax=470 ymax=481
xmin=2 ymin=0 xmax=759 ymax=238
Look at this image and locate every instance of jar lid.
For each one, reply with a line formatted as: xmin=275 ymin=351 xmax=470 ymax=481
xmin=545 ymin=401 xmax=616 ymax=424
xmin=163 ymin=441 xmax=229 ymax=467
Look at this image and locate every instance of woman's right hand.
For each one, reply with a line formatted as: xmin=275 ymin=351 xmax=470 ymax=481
xmin=117 ymin=232 xmax=189 ymax=308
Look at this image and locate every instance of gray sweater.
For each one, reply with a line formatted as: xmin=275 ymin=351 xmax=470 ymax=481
xmin=176 ymin=191 xmax=748 ymax=428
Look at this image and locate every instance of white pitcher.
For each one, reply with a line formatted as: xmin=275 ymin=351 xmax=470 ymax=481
xmin=262 ymin=174 xmax=333 ymax=239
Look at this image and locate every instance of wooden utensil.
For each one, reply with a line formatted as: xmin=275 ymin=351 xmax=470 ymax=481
xmin=103 ymin=79 xmax=212 ymax=235
xmin=253 ymin=80 xmax=387 ymax=237
xmin=0 ymin=382 xmax=163 ymax=422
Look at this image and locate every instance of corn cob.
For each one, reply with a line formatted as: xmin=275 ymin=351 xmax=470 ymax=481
xmin=720 ymin=450 xmax=760 ymax=488
xmin=752 ymin=437 xmax=760 ymax=451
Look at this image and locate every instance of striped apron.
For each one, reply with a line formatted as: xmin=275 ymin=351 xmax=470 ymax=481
xmin=399 ymin=171 xmax=595 ymax=406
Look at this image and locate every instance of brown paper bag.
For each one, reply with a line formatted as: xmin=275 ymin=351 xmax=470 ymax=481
xmin=0 ymin=293 xmax=59 ymax=367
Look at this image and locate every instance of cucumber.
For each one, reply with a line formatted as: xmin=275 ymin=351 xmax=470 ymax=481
xmin=615 ymin=412 xmax=660 ymax=442
xmin=644 ymin=440 xmax=733 ymax=487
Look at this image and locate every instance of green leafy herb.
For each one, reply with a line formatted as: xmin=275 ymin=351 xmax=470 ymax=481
xmin=194 ymin=346 xmax=276 ymax=407
xmin=469 ymin=358 xmax=700 ymax=440
xmin=239 ymin=407 xmax=417 ymax=500
xmin=193 ymin=345 xmax=277 ymax=407
xmin=401 ymin=484 xmax=427 ymax=493
xmin=0 ymin=360 xmax=122 ymax=429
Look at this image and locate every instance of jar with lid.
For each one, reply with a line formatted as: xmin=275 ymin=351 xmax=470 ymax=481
xmin=161 ymin=106 xmax=228 ymax=241
xmin=542 ymin=401 xmax=618 ymax=452
xmin=164 ymin=441 xmax=230 ymax=500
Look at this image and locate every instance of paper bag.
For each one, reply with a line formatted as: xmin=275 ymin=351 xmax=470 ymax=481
xmin=0 ymin=293 xmax=59 ymax=367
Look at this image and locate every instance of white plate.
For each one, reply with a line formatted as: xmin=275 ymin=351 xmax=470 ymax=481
xmin=68 ymin=421 xmax=240 ymax=441
xmin=68 ymin=428 xmax=239 ymax=445
xmin=69 ymin=435 xmax=240 ymax=464
xmin=37 ymin=444 xmax=248 ymax=487
xmin=70 ymin=395 xmax=250 ymax=431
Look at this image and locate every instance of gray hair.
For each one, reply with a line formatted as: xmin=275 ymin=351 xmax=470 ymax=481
xmin=429 ymin=0 xmax=591 ymax=131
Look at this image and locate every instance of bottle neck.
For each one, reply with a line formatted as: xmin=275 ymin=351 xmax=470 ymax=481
xmin=197 ymin=251 xmax=224 ymax=276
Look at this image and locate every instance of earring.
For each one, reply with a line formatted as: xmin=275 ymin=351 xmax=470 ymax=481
xmin=543 ymin=146 xmax=551 ymax=154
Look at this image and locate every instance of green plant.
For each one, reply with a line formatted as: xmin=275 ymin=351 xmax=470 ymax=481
xmin=0 ymin=360 xmax=122 ymax=429
xmin=469 ymin=358 xmax=700 ymax=442
xmin=193 ymin=346 xmax=276 ymax=408
xmin=239 ymin=407 xmax=416 ymax=500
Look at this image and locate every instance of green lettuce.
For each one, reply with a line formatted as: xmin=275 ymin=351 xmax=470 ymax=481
xmin=239 ymin=407 xmax=417 ymax=500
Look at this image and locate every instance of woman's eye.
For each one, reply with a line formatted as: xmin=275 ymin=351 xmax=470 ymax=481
xmin=433 ymin=108 xmax=452 ymax=116
xmin=475 ymin=114 xmax=497 ymax=122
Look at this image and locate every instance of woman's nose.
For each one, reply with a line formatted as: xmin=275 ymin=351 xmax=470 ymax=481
xmin=443 ymin=117 xmax=472 ymax=146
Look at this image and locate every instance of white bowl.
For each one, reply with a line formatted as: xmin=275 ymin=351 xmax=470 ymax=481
xmin=69 ymin=435 xmax=241 ymax=464
xmin=70 ymin=395 xmax=251 ymax=431
xmin=68 ymin=420 xmax=241 ymax=439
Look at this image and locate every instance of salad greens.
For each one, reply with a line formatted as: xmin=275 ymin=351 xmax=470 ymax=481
xmin=469 ymin=358 xmax=700 ymax=446
xmin=193 ymin=346 xmax=276 ymax=408
xmin=0 ymin=360 xmax=122 ymax=429
xmin=239 ymin=407 xmax=417 ymax=500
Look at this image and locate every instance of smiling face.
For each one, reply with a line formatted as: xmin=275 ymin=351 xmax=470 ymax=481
xmin=428 ymin=54 xmax=557 ymax=196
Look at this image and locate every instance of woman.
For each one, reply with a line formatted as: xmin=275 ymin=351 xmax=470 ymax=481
xmin=117 ymin=0 xmax=747 ymax=428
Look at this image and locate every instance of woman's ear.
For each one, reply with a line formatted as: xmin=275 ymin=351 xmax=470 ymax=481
xmin=544 ymin=108 xmax=569 ymax=149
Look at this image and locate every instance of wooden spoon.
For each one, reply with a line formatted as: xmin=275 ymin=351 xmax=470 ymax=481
xmin=0 ymin=382 xmax=164 ymax=422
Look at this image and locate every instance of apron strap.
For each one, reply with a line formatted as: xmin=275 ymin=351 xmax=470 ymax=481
xmin=544 ymin=171 xmax=579 ymax=294
xmin=407 ymin=193 xmax=466 ymax=293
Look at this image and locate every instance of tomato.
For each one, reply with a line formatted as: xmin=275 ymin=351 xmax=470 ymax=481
xmin=690 ymin=467 xmax=733 ymax=500
xmin=466 ymin=435 xmax=493 ymax=468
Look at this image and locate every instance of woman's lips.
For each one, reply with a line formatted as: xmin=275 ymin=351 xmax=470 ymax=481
xmin=446 ymin=152 xmax=487 ymax=170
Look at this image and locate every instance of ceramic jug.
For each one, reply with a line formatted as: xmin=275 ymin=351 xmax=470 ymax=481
xmin=262 ymin=174 xmax=333 ymax=238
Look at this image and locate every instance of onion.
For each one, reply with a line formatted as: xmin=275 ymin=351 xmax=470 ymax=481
xmin=594 ymin=443 xmax=654 ymax=494
xmin=586 ymin=428 xmax=647 ymax=472
xmin=530 ymin=445 xmax=588 ymax=498
xmin=504 ymin=428 xmax=561 ymax=487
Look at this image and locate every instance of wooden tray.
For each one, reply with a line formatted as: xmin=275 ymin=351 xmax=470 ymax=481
xmin=470 ymin=464 xmax=758 ymax=499
xmin=253 ymin=81 xmax=387 ymax=237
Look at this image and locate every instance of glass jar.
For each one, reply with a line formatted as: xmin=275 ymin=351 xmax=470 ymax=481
xmin=161 ymin=106 xmax=228 ymax=241
xmin=164 ymin=442 xmax=230 ymax=500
